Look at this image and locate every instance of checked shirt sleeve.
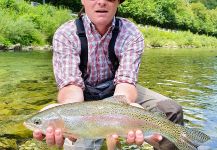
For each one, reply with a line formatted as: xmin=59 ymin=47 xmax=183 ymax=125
xmin=52 ymin=23 xmax=85 ymax=90
xmin=114 ymin=25 xmax=144 ymax=86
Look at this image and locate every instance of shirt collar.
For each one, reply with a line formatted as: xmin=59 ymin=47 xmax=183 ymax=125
xmin=83 ymin=14 xmax=116 ymax=33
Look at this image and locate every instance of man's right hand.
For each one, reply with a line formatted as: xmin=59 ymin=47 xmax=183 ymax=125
xmin=33 ymin=127 xmax=64 ymax=148
xmin=33 ymin=104 xmax=65 ymax=148
xmin=33 ymin=85 xmax=84 ymax=147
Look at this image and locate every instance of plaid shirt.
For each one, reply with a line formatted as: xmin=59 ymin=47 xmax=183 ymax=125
xmin=53 ymin=15 xmax=144 ymax=90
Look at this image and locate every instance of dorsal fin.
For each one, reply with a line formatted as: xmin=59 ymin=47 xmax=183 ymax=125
xmin=102 ymin=96 xmax=167 ymax=118
xmin=102 ymin=95 xmax=129 ymax=104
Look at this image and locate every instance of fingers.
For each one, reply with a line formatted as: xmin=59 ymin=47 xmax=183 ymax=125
xmin=126 ymin=130 xmax=162 ymax=146
xmin=143 ymin=133 xmax=162 ymax=149
xmin=33 ymin=129 xmax=44 ymax=141
xmin=145 ymin=133 xmax=162 ymax=143
xmin=135 ymin=130 xmax=144 ymax=145
xmin=46 ymin=127 xmax=55 ymax=146
xmin=126 ymin=131 xmax=135 ymax=144
xmin=126 ymin=130 xmax=144 ymax=145
xmin=33 ymin=127 xmax=65 ymax=148
xmin=111 ymin=134 xmax=119 ymax=142
xmin=106 ymin=134 xmax=119 ymax=150
xmin=45 ymin=127 xmax=65 ymax=148
xmin=55 ymin=129 xmax=64 ymax=148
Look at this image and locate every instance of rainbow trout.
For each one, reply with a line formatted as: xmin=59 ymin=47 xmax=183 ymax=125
xmin=24 ymin=96 xmax=210 ymax=150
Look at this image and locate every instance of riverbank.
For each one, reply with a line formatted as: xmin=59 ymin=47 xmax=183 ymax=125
xmin=2 ymin=24 xmax=217 ymax=52
xmin=139 ymin=24 xmax=217 ymax=49
xmin=1 ymin=22 xmax=217 ymax=52
xmin=1 ymin=26 xmax=217 ymax=52
xmin=0 ymin=44 xmax=52 ymax=52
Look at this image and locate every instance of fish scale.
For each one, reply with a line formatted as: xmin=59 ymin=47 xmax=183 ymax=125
xmin=24 ymin=96 xmax=210 ymax=150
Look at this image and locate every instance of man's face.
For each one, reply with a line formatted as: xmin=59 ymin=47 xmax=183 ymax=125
xmin=81 ymin=0 xmax=119 ymax=27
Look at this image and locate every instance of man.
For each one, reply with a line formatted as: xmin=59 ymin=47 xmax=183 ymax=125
xmin=33 ymin=0 xmax=183 ymax=149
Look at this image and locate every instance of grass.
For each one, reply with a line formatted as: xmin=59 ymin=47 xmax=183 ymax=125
xmin=139 ymin=25 xmax=217 ymax=48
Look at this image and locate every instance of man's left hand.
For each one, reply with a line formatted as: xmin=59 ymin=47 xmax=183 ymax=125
xmin=106 ymin=103 xmax=163 ymax=150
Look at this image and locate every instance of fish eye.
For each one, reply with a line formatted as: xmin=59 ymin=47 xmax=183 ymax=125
xmin=33 ymin=118 xmax=42 ymax=125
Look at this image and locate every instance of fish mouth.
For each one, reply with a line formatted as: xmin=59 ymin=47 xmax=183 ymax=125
xmin=23 ymin=122 xmax=37 ymax=131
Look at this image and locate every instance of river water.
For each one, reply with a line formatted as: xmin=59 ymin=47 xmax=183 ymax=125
xmin=0 ymin=49 xmax=216 ymax=149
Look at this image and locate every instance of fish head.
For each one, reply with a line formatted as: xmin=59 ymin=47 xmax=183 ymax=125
xmin=23 ymin=109 xmax=64 ymax=134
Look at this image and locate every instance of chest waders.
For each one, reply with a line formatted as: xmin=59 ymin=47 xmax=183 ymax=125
xmin=75 ymin=17 xmax=120 ymax=100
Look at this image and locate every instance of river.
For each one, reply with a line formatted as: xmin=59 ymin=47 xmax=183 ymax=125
xmin=0 ymin=48 xmax=216 ymax=149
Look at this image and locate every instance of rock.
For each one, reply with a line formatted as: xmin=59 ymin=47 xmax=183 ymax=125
xmin=31 ymin=45 xmax=52 ymax=51
xmin=43 ymin=45 xmax=52 ymax=51
xmin=31 ymin=2 xmax=40 ymax=6
xmin=14 ymin=43 xmax=22 ymax=51
xmin=2 ymin=44 xmax=53 ymax=52
xmin=8 ymin=43 xmax=22 ymax=51
xmin=22 ymin=46 xmax=33 ymax=52
xmin=0 ymin=44 xmax=7 ymax=51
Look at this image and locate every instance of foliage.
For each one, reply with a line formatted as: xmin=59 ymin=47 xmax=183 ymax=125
xmin=139 ymin=25 xmax=217 ymax=48
xmin=118 ymin=0 xmax=217 ymax=37
xmin=1 ymin=0 xmax=217 ymax=47
xmin=25 ymin=0 xmax=82 ymax=12
xmin=0 ymin=0 xmax=72 ymax=45
xmin=190 ymin=0 xmax=217 ymax=9
xmin=22 ymin=0 xmax=217 ymax=37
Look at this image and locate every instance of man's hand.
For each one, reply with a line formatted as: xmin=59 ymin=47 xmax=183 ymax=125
xmin=33 ymin=104 xmax=65 ymax=148
xmin=126 ymin=103 xmax=163 ymax=147
xmin=107 ymin=131 xmax=162 ymax=150
xmin=107 ymin=103 xmax=163 ymax=150
xmin=33 ymin=85 xmax=84 ymax=148
xmin=33 ymin=127 xmax=64 ymax=148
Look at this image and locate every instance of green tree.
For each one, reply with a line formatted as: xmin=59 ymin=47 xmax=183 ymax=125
xmin=190 ymin=0 xmax=217 ymax=9
xmin=174 ymin=0 xmax=194 ymax=31
xmin=26 ymin=0 xmax=82 ymax=12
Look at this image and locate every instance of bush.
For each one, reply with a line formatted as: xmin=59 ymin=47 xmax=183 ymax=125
xmin=119 ymin=0 xmax=217 ymax=37
xmin=0 ymin=0 xmax=72 ymax=45
xmin=25 ymin=0 xmax=82 ymax=12
xmin=140 ymin=25 xmax=217 ymax=48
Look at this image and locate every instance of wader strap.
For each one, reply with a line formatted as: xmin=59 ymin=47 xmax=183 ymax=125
xmin=75 ymin=17 xmax=88 ymax=80
xmin=75 ymin=17 xmax=120 ymax=77
xmin=109 ymin=18 xmax=120 ymax=74
xmin=75 ymin=17 xmax=120 ymax=100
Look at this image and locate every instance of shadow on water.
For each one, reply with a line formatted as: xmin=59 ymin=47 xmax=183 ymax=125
xmin=0 ymin=49 xmax=217 ymax=149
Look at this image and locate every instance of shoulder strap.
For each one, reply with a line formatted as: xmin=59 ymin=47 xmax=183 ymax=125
xmin=75 ymin=17 xmax=88 ymax=80
xmin=109 ymin=18 xmax=120 ymax=74
xmin=76 ymin=17 xmax=120 ymax=79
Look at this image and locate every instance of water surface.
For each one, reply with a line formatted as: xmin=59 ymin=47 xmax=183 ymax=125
xmin=138 ymin=48 xmax=217 ymax=149
xmin=0 ymin=49 xmax=216 ymax=149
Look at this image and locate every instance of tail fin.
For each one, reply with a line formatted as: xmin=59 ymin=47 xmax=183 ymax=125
xmin=175 ymin=127 xmax=210 ymax=150
xmin=182 ymin=127 xmax=210 ymax=147
xmin=176 ymin=138 xmax=198 ymax=150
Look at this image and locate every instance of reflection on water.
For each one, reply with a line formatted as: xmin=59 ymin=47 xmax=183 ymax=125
xmin=138 ymin=48 xmax=217 ymax=148
xmin=0 ymin=49 xmax=217 ymax=149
